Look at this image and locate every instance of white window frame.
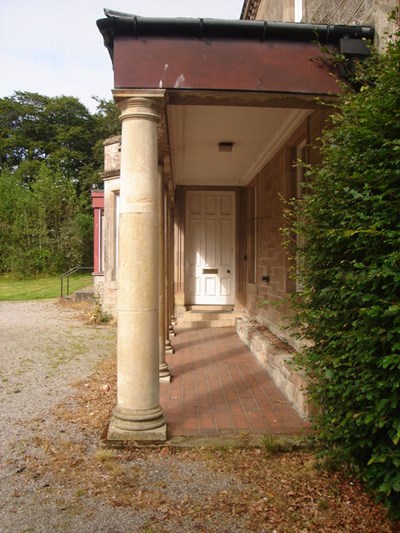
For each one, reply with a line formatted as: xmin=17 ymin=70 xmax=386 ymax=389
xmin=112 ymin=191 xmax=120 ymax=281
xmin=99 ymin=209 xmax=104 ymax=273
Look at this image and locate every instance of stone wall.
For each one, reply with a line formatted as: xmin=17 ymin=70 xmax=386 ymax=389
xmin=103 ymin=136 xmax=121 ymax=174
xmin=236 ymin=317 xmax=316 ymax=418
xmin=102 ymin=175 xmax=120 ymax=316
xmin=249 ymin=148 xmax=289 ymax=331
xmin=250 ymin=0 xmax=399 ymax=51
xmin=101 ymin=136 xmax=121 ymax=317
xmin=93 ymin=275 xmax=104 ymax=301
xmin=256 ymin=0 xmax=294 ymax=21
xmin=304 ymin=0 xmax=372 ymax=24
xmin=243 ymin=111 xmax=330 ymax=348
xmin=305 ymin=0 xmax=399 ymax=51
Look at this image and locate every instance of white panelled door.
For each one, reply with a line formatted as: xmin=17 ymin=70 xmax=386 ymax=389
xmin=186 ymin=190 xmax=235 ymax=305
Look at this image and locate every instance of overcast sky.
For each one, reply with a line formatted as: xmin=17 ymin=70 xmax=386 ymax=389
xmin=0 ymin=0 xmax=244 ymax=112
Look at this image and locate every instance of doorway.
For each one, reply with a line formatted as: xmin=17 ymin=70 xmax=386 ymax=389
xmin=185 ymin=190 xmax=236 ymax=305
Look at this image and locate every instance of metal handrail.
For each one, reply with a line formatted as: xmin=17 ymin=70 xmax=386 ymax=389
xmin=60 ymin=266 xmax=93 ymax=298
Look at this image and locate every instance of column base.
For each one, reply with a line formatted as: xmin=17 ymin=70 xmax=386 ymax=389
xmin=159 ymin=362 xmax=172 ymax=382
xmin=165 ymin=339 xmax=174 ymax=355
xmin=168 ymin=325 xmax=176 ymax=338
xmin=107 ymin=406 xmax=167 ymax=442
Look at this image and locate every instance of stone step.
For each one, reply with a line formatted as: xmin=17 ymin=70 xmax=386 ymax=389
xmin=178 ymin=308 xmax=241 ymax=328
xmin=181 ymin=311 xmax=241 ymax=321
xmin=73 ymin=288 xmax=95 ymax=302
xmin=186 ymin=304 xmax=234 ymax=312
xmin=178 ymin=318 xmax=238 ymax=329
xmin=62 ymin=286 xmax=94 ymax=303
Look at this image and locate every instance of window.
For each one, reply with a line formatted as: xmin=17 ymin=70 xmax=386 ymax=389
xmin=295 ymin=141 xmax=307 ymax=199
xmin=112 ymin=192 xmax=120 ymax=281
xmin=247 ymin=184 xmax=257 ymax=284
xmin=99 ymin=209 xmax=104 ymax=273
xmin=294 ymin=140 xmax=307 ymax=291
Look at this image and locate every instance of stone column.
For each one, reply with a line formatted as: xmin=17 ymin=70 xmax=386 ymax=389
xmin=166 ymin=195 xmax=176 ymax=339
xmin=164 ymin=189 xmax=174 ymax=355
xmin=174 ymin=187 xmax=186 ymax=315
xmin=108 ymin=96 xmax=167 ymax=442
xmin=159 ymin=175 xmax=171 ymax=381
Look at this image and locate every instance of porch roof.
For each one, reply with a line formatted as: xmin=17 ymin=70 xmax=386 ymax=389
xmin=97 ymin=10 xmax=374 ymax=97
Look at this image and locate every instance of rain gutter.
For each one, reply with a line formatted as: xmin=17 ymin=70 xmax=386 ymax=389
xmin=97 ymin=9 xmax=375 ymax=63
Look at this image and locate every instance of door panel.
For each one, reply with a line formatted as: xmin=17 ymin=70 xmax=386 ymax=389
xmin=186 ymin=190 xmax=235 ymax=305
xmin=205 ymin=220 xmax=217 ymax=267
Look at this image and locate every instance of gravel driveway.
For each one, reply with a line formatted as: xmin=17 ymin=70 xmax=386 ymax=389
xmin=0 ymin=299 xmax=117 ymax=531
xmin=0 ymin=300 xmax=249 ymax=533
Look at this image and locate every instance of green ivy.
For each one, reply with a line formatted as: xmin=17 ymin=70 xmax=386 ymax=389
xmin=289 ymin=27 xmax=400 ymax=518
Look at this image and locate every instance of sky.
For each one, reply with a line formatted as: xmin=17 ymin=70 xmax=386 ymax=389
xmin=0 ymin=0 xmax=244 ymax=112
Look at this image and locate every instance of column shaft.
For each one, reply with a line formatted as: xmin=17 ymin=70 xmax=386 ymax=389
xmin=159 ymin=177 xmax=171 ymax=381
xmin=108 ymin=96 xmax=167 ymax=441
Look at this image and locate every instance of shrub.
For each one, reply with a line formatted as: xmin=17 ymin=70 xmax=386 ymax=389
xmin=289 ymin=27 xmax=400 ymax=518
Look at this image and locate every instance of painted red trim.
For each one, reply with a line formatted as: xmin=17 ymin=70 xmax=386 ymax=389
xmin=114 ymin=37 xmax=341 ymax=95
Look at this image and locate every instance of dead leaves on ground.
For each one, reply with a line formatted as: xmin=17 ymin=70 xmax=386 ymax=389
xmin=21 ymin=353 xmax=398 ymax=532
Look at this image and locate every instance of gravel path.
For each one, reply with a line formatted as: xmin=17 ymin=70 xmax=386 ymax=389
xmin=0 ymin=300 xmax=249 ymax=533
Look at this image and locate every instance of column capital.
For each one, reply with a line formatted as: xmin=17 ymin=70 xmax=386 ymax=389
xmin=114 ymin=90 xmax=166 ymax=122
xmin=118 ymin=97 xmax=161 ymax=123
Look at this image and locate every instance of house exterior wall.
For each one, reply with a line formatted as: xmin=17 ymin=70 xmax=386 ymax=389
xmin=304 ymin=0 xmax=399 ymax=51
xmin=242 ymin=111 xmax=328 ymax=344
xmin=101 ymin=136 xmax=121 ymax=315
xmin=254 ymin=0 xmax=296 ymax=22
xmin=247 ymin=148 xmax=290 ymax=335
xmin=244 ymin=0 xmax=399 ymax=51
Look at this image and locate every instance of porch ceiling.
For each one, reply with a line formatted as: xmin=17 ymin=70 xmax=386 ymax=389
xmin=167 ymin=104 xmax=310 ymax=186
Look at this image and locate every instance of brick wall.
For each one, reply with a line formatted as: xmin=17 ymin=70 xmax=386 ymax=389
xmin=244 ymin=110 xmax=330 ymax=345
xmin=245 ymin=146 xmax=290 ymax=339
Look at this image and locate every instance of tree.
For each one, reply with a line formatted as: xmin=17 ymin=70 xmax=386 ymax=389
xmin=289 ymin=28 xmax=400 ymax=517
xmin=0 ymin=92 xmax=93 ymax=183
xmin=0 ymin=91 xmax=120 ymax=274
xmin=0 ymin=163 xmax=87 ymax=274
xmin=91 ymin=96 xmax=121 ymax=168
xmin=0 ymin=169 xmax=30 ymax=272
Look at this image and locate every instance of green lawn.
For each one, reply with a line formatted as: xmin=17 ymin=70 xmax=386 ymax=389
xmin=0 ymin=273 xmax=93 ymax=301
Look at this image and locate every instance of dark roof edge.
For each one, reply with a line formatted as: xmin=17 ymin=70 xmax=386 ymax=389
xmin=97 ymin=10 xmax=375 ymax=59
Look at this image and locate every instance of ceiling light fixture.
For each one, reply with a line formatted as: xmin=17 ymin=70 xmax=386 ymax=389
xmin=218 ymin=142 xmax=234 ymax=152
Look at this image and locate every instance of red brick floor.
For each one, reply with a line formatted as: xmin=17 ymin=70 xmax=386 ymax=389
xmin=160 ymin=327 xmax=310 ymax=437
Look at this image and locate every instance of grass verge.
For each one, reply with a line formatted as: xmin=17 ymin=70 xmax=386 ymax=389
xmin=0 ymin=273 xmax=93 ymax=301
